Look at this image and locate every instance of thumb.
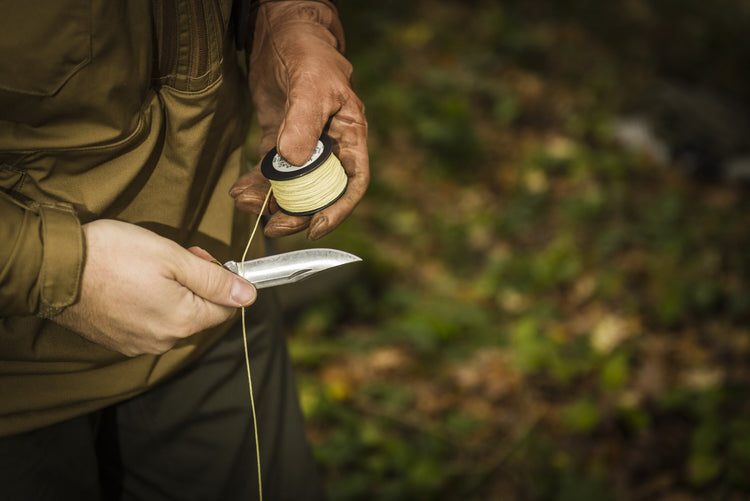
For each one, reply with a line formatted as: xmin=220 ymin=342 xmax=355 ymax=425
xmin=178 ymin=251 xmax=257 ymax=308
xmin=277 ymin=99 xmax=328 ymax=166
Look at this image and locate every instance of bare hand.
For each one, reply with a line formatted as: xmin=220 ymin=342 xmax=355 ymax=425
xmin=53 ymin=220 xmax=256 ymax=357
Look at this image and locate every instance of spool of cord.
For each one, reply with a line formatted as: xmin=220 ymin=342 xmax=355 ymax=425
xmin=260 ymin=134 xmax=348 ymax=216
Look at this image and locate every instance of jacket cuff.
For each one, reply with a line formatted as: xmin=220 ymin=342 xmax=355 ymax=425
xmin=34 ymin=203 xmax=84 ymax=318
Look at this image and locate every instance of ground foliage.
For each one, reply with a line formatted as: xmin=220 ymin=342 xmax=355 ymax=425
xmin=268 ymin=1 xmax=750 ymax=499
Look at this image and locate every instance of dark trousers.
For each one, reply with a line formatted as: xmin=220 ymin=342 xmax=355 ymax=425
xmin=0 ymin=292 xmax=325 ymax=501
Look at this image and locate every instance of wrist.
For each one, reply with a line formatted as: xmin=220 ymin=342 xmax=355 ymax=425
xmin=248 ymin=0 xmax=345 ymax=54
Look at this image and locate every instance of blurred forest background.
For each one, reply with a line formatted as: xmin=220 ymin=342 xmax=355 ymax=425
xmin=258 ymin=0 xmax=750 ymax=499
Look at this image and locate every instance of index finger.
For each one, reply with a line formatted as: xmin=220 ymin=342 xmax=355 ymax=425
xmin=306 ymin=105 xmax=369 ymax=240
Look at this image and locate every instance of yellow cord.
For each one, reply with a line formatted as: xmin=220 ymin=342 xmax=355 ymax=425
xmin=269 ymin=152 xmax=348 ymax=214
xmin=239 ymin=141 xmax=346 ymax=500
xmin=239 ymin=187 xmax=273 ymax=501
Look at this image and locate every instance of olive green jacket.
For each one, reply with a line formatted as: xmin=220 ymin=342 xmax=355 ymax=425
xmin=0 ymin=0 xmax=261 ymax=436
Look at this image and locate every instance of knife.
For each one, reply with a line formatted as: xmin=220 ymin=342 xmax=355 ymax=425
xmin=223 ymin=248 xmax=362 ymax=289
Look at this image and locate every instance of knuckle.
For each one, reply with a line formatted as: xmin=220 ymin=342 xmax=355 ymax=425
xmin=193 ymin=265 xmax=231 ymax=301
xmin=144 ymin=341 xmax=175 ymax=356
xmin=171 ymin=317 xmax=196 ymax=340
xmin=122 ymin=346 xmax=141 ymax=358
xmin=148 ymin=315 xmax=193 ymax=346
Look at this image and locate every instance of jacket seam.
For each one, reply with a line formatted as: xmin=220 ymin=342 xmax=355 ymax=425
xmin=0 ymin=99 xmax=152 ymax=155
xmin=157 ymin=73 xmax=225 ymax=97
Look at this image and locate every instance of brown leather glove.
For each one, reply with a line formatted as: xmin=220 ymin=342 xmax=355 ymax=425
xmin=230 ymin=0 xmax=369 ymax=240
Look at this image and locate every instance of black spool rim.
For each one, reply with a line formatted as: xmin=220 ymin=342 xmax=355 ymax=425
xmin=261 ymin=134 xmax=333 ymax=181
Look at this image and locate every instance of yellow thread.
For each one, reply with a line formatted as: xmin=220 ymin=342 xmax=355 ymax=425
xmin=268 ymin=151 xmax=348 ymax=215
xmin=238 ymin=138 xmax=347 ymax=500
xmin=240 ymin=187 xmax=273 ymax=501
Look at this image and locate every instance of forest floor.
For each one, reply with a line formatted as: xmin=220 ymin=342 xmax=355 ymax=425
xmin=257 ymin=1 xmax=750 ymax=499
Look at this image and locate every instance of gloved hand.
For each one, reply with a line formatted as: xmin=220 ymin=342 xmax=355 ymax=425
xmin=230 ymin=0 xmax=369 ymax=240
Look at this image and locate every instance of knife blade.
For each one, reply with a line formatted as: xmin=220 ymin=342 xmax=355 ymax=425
xmin=223 ymin=248 xmax=362 ymax=289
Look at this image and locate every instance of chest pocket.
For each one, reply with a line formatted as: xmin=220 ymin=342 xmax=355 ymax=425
xmin=0 ymin=0 xmax=91 ymax=96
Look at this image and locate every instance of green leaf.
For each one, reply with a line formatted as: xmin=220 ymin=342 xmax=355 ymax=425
xmin=562 ymin=398 xmax=600 ymax=433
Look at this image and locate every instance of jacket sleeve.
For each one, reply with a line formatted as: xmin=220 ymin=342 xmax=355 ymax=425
xmin=0 ymin=191 xmax=84 ymax=318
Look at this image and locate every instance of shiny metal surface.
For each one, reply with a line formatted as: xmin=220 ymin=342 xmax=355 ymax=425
xmin=223 ymin=248 xmax=362 ymax=289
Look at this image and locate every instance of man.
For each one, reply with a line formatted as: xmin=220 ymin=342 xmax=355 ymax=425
xmin=0 ymin=0 xmax=368 ymax=499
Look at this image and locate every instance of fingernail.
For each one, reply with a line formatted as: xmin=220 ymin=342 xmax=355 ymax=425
xmin=231 ymin=278 xmax=256 ymax=307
